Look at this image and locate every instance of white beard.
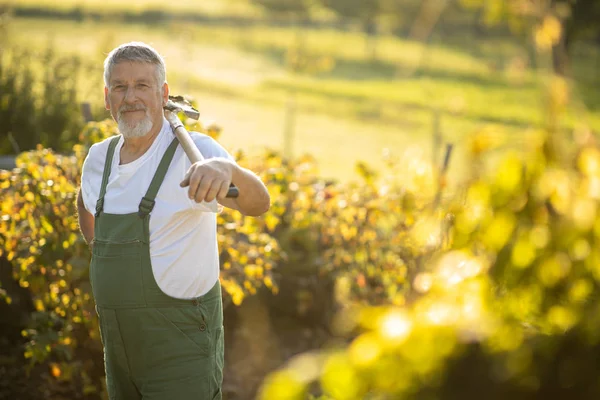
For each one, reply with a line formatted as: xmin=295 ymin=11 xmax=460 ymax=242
xmin=117 ymin=108 xmax=154 ymax=138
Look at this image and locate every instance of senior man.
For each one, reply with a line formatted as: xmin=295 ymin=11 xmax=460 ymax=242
xmin=76 ymin=41 xmax=270 ymax=400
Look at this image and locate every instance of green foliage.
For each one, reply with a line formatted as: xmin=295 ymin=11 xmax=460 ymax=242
xmin=321 ymin=0 xmax=382 ymax=21
xmin=319 ymin=0 xmax=383 ymax=59
xmin=0 ymin=109 xmax=451 ymax=395
xmin=258 ymin=77 xmax=600 ymax=399
xmin=284 ymin=38 xmax=335 ymax=75
xmin=0 ymin=118 xmax=284 ymax=394
xmin=0 ymin=144 xmax=103 ymax=395
xmin=249 ymin=0 xmax=313 ymax=17
xmin=0 ymin=43 xmax=99 ymax=155
xmin=460 ymin=0 xmax=600 ymax=51
xmin=1 ymin=80 xmax=598 ymax=398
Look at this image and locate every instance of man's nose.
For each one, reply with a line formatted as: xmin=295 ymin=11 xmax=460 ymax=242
xmin=124 ymin=86 xmax=138 ymax=103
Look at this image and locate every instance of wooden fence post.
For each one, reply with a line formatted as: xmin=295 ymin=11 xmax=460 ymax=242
xmin=80 ymin=102 xmax=93 ymax=123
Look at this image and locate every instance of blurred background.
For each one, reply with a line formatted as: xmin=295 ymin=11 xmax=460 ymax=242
xmin=0 ymin=0 xmax=600 ymax=399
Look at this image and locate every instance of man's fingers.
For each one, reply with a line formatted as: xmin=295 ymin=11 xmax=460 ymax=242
xmin=183 ymin=161 xmax=232 ymax=203
xmin=204 ymin=181 xmax=222 ymax=203
xmin=180 ymin=166 xmax=193 ymax=188
xmin=194 ymin=177 xmax=213 ymax=203
xmin=187 ymin=168 xmax=203 ymax=199
xmin=216 ymin=181 xmax=230 ymax=201
xmin=180 ymin=176 xmax=189 ymax=188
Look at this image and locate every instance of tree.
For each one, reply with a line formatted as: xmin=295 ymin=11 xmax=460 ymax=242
xmin=460 ymin=0 xmax=600 ymax=75
xmin=250 ymin=0 xmax=312 ymax=19
xmin=320 ymin=0 xmax=385 ymax=60
xmin=556 ymin=0 xmax=600 ymax=74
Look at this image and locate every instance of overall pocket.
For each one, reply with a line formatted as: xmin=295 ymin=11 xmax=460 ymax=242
xmin=154 ymin=307 xmax=210 ymax=356
xmin=90 ymin=240 xmax=145 ymax=308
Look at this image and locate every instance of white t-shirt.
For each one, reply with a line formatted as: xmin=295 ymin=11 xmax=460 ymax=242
xmin=81 ymin=118 xmax=233 ymax=299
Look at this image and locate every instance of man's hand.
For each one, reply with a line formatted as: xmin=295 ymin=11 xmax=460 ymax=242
xmin=180 ymin=158 xmax=234 ymax=203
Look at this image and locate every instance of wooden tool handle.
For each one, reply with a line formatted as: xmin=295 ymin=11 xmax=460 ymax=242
xmin=164 ymin=110 xmax=239 ymax=198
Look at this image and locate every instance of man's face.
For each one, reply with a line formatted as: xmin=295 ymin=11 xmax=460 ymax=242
xmin=104 ymin=61 xmax=168 ymax=138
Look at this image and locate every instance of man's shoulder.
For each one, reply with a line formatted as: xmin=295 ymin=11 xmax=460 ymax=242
xmin=82 ymin=134 xmax=121 ymax=178
xmin=187 ymin=131 xmax=233 ymax=161
xmin=188 ymin=131 xmax=216 ymax=147
xmin=87 ymin=134 xmax=121 ymax=159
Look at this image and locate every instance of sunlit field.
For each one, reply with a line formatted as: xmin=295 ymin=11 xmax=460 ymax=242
xmin=5 ymin=15 xmax=600 ymax=181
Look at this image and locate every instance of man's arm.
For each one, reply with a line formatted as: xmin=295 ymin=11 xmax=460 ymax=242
xmin=77 ymin=187 xmax=95 ymax=245
xmin=219 ymin=162 xmax=270 ymax=216
xmin=180 ymin=158 xmax=270 ymax=217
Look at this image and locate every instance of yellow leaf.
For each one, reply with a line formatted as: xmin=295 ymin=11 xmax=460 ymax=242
xmin=578 ymin=148 xmax=600 ymax=177
xmin=264 ymin=213 xmax=279 ymax=231
xmin=51 ymin=363 xmax=61 ymax=378
xmin=232 ymin=291 xmax=244 ymax=306
xmin=35 ymin=299 xmax=45 ymax=311
xmin=41 ymin=217 xmax=54 ymax=234
xmin=535 ymin=15 xmax=562 ymax=51
xmin=482 ymin=211 xmax=516 ymax=251
xmin=264 ymin=276 xmax=273 ymax=289
xmin=511 ymin=237 xmax=536 ymax=268
xmin=258 ymin=371 xmax=306 ymax=400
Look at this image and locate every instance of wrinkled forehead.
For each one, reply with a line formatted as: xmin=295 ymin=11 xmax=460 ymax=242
xmin=107 ymin=61 xmax=160 ymax=86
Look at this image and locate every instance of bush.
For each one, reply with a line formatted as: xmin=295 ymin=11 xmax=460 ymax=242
xmin=258 ymin=78 xmax=600 ymax=399
xmin=0 ymin=42 xmax=101 ymax=155
xmin=0 ymin=111 xmax=447 ymax=397
xmin=0 ymin=144 xmax=101 ymax=398
xmin=3 ymin=76 xmax=599 ymax=400
xmin=0 ymin=117 xmax=286 ymax=398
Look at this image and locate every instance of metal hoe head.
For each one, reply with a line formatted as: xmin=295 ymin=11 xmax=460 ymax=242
xmin=164 ymin=95 xmax=200 ymax=120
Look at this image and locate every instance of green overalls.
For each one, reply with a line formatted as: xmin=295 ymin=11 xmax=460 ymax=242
xmin=90 ymin=136 xmax=224 ymax=400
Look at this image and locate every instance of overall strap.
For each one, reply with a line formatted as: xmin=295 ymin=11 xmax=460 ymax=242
xmin=138 ymin=138 xmax=180 ymax=217
xmin=95 ymin=136 xmax=121 ymax=217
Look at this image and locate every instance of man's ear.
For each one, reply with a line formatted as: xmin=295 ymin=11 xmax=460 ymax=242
xmin=162 ymin=82 xmax=169 ymax=106
xmin=104 ymin=87 xmax=110 ymax=110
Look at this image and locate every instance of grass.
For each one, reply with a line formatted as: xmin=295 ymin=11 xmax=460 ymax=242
xmin=3 ymin=14 xmax=599 ymax=182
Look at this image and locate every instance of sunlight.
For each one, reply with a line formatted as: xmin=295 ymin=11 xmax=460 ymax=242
xmin=436 ymin=251 xmax=485 ymax=288
xmin=414 ymin=272 xmax=433 ymax=294
xmin=424 ymin=302 xmax=456 ymax=326
xmin=380 ymin=311 xmax=412 ymax=340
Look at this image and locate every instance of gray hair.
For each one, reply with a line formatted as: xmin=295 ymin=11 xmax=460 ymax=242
xmin=103 ymin=42 xmax=166 ymax=87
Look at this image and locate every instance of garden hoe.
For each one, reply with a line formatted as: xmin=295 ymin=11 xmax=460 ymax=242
xmin=164 ymin=95 xmax=239 ymax=198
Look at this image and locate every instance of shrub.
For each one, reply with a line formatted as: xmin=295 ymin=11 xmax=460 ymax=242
xmin=0 ymin=112 xmax=444 ymax=397
xmin=3 ymin=77 xmax=597 ymax=400
xmin=0 ymin=43 xmax=101 ymax=155
xmin=258 ymin=78 xmax=600 ymax=399
xmin=0 ymin=117 xmax=285 ymax=397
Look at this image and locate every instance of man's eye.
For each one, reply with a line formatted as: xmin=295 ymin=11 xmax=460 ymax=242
xmin=114 ymin=85 xmax=125 ymax=90
xmin=137 ymin=84 xmax=149 ymax=89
